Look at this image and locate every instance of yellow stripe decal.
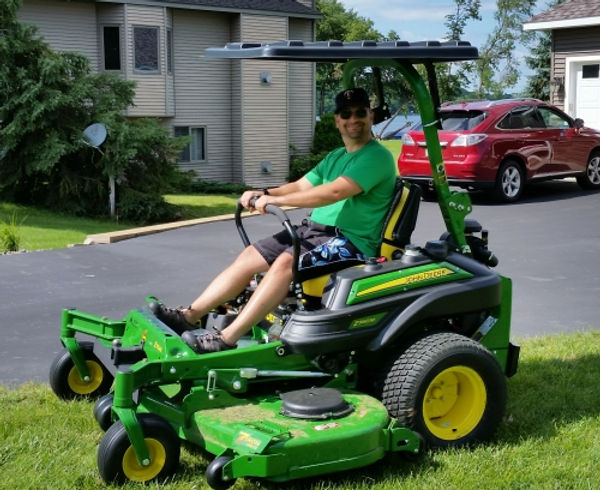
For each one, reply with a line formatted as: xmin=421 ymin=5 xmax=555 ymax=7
xmin=357 ymin=267 xmax=455 ymax=297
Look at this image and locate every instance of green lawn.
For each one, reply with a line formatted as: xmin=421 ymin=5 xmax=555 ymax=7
xmin=1 ymin=331 xmax=598 ymax=489
xmin=1 ymin=195 xmax=240 ymax=252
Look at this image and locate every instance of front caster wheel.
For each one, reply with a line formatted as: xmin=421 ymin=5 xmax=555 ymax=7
xmin=205 ymin=456 xmax=235 ymax=490
xmin=98 ymin=414 xmax=180 ymax=484
xmin=93 ymin=393 xmax=114 ymax=431
xmin=49 ymin=346 xmax=113 ymax=399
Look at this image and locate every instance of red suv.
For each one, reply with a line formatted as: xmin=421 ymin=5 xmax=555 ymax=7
xmin=397 ymin=99 xmax=600 ymax=202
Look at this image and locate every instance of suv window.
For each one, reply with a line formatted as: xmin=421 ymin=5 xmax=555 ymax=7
xmin=440 ymin=110 xmax=487 ymax=130
xmin=537 ymin=107 xmax=572 ymax=129
xmin=497 ymin=106 xmax=544 ymax=130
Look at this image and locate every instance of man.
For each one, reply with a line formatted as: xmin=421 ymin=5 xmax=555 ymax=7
xmin=153 ymin=87 xmax=396 ymax=353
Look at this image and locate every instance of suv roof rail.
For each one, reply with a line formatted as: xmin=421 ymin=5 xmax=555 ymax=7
xmin=441 ymin=98 xmax=545 ymax=108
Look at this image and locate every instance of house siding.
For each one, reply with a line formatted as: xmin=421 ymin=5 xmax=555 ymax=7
xmin=97 ymin=4 xmax=125 ymax=73
xmin=124 ymin=5 xmax=170 ymax=116
xmin=288 ymin=18 xmax=315 ymax=160
xmin=238 ymin=14 xmax=289 ymax=187
xmin=552 ymin=27 xmax=600 ymax=108
xmin=18 ymin=0 xmax=98 ymax=66
xmin=171 ymin=10 xmax=234 ymax=181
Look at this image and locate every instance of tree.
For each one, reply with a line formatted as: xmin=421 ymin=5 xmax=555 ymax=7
xmin=315 ymin=0 xmax=381 ymax=114
xmin=0 ymin=0 xmax=187 ymax=222
xmin=470 ymin=0 xmax=537 ymax=97
xmin=523 ymin=0 xmax=565 ymax=100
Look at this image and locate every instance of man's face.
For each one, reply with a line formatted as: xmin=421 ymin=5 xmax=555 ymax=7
xmin=335 ymin=105 xmax=373 ymax=141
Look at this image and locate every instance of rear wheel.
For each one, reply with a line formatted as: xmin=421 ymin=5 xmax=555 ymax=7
xmin=576 ymin=150 xmax=600 ymax=189
xmin=494 ymin=160 xmax=524 ymax=202
xmin=375 ymin=332 xmax=507 ymax=448
xmin=97 ymin=414 xmax=180 ymax=484
xmin=49 ymin=347 xmax=113 ymax=399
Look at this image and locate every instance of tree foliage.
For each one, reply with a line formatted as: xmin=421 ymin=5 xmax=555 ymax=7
xmin=0 ymin=0 xmax=188 ymax=222
xmin=523 ymin=0 xmax=565 ymax=101
xmin=470 ymin=0 xmax=537 ymax=97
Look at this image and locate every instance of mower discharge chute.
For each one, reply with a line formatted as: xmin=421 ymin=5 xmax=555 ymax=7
xmin=49 ymin=40 xmax=520 ymax=488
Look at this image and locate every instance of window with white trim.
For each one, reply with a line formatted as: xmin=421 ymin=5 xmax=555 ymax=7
xmin=174 ymin=127 xmax=206 ymax=162
xmin=133 ymin=26 xmax=159 ymax=73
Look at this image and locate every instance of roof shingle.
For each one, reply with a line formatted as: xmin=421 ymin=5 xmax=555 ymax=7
xmin=527 ymin=0 xmax=600 ymax=23
xmin=145 ymin=0 xmax=321 ymax=17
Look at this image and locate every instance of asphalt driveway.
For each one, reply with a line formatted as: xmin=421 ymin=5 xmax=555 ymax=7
xmin=1 ymin=180 xmax=598 ymax=386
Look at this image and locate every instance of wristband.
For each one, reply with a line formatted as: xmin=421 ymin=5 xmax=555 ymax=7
xmin=262 ymin=188 xmax=270 ymax=196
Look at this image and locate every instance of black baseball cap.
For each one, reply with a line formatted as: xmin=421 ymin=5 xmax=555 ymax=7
xmin=334 ymin=88 xmax=370 ymax=114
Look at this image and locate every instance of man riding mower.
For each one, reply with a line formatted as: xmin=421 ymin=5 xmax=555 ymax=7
xmin=49 ymin=40 xmax=519 ymax=489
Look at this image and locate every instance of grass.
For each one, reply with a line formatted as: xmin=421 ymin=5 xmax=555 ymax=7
xmin=1 ymin=331 xmax=598 ymax=489
xmin=0 ymin=202 xmax=134 ymax=251
xmin=0 ymin=195 xmax=240 ymax=252
xmin=379 ymin=139 xmax=403 ymax=161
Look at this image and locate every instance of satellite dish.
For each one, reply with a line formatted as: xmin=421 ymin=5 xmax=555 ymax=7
xmin=82 ymin=123 xmax=107 ymax=149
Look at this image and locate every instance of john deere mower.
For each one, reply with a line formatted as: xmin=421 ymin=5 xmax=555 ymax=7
xmin=49 ymin=41 xmax=519 ymax=488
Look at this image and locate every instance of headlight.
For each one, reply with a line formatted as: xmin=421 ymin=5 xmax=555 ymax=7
xmin=401 ymin=132 xmax=416 ymax=146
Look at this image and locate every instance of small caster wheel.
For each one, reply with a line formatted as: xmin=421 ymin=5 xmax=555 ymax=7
xmin=205 ymin=455 xmax=235 ymax=490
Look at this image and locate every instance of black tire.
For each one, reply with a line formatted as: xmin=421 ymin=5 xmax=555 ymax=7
xmin=49 ymin=347 xmax=113 ymax=399
xmin=576 ymin=150 xmax=600 ymax=189
xmin=375 ymin=332 xmax=507 ymax=448
xmin=97 ymin=413 xmax=180 ymax=484
xmin=205 ymin=456 xmax=235 ymax=490
xmin=493 ymin=160 xmax=524 ymax=203
xmin=93 ymin=393 xmax=114 ymax=431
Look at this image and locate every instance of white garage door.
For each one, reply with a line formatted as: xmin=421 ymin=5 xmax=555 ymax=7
xmin=575 ymin=62 xmax=600 ymax=130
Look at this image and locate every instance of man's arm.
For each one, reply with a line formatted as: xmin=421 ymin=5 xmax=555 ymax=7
xmin=254 ymin=176 xmax=362 ymax=213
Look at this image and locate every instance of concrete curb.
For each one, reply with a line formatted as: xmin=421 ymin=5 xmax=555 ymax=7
xmin=83 ymin=207 xmax=297 ymax=245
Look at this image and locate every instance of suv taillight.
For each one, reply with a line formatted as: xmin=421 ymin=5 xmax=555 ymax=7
xmin=401 ymin=133 xmax=416 ymax=146
xmin=450 ymin=133 xmax=487 ymax=147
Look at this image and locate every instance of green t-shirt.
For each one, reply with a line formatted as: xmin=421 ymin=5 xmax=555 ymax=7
xmin=304 ymin=139 xmax=396 ymax=257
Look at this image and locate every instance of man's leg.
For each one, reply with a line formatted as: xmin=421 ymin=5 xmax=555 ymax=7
xmin=152 ymin=245 xmax=269 ymax=333
xmin=184 ymin=251 xmax=294 ymax=352
xmin=184 ymin=245 xmax=270 ymax=323
xmin=219 ymin=252 xmax=293 ymax=345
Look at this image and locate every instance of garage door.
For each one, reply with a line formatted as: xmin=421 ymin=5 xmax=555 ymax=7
xmin=575 ymin=62 xmax=600 ymax=130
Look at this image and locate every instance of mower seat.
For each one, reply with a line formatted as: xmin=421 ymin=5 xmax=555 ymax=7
xmin=301 ymin=179 xmax=421 ymax=298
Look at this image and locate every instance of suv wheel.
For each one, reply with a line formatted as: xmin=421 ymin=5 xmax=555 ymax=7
xmin=494 ymin=160 xmax=524 ymax=203
xmin=576 ymin=150 xmax=600 ymax=189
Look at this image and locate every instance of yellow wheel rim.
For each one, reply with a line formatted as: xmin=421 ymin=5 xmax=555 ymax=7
xmin=67 ymin=360 xmax=104 ymax=395
xmin=122 ymin=438 xmax=166 ymax=482
xmin=422 ymin=365 xmax=486 ymax=440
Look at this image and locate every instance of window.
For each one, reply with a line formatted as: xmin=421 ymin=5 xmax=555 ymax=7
xmin=537 ymin=107 xmax=571 ymax=129
xmin=174 ymin=127 xmax=206 ymax=162
xmin=498 ymin=106 xmax=544 ymax=130
xmin=133 ymin=26 xmax=159 ymax=72
xmin=440 ymin=110 xmax=487 ymax=130
xmin=582 ymin=64 xmax=600 ymax=79
xmin=102 ymin=26 xmax=121 ymax=71
xmin=167 ymin=29 xmax=173 ymax=74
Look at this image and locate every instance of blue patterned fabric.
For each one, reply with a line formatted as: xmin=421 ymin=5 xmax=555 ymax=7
xmin=299 ymin=236 xmax=365 ymax=270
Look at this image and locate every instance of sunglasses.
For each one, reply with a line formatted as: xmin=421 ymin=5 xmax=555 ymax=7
xmin=339 ymin=108 xmax=369 ymax=120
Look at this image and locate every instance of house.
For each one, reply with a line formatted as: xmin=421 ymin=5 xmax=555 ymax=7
xmin=17 ymin=0 xmax=321 ymax=187
xmin=524 ymin=0 xmax=600 ymax=130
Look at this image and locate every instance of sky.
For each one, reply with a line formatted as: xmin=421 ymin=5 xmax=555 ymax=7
xmin=337 ymin=0 xmax=551 ymax=92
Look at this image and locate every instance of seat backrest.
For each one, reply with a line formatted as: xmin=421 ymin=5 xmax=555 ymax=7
xmin=378 ymin=179 xmax=422 ymax=260
xmin=301 ymin=179 xmax=421 ymax=299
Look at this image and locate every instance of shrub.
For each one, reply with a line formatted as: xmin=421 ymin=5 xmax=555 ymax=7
xmin=0 ymin=212 xmax=24 ymax=252
xmin=311 ymin=114 xmax=343 ymax=154
xmin=118 ymin=189 xmax=180 ymax=225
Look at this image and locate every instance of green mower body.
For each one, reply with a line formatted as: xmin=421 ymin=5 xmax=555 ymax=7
xmin=50 ymin=41 xmax=520 ymax=488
